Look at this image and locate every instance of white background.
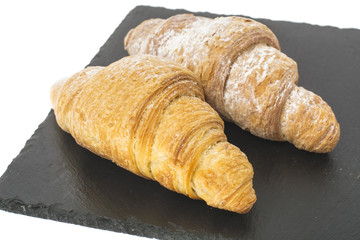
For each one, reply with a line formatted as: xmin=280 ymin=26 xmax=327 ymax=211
xmin=0 ymin=0 xmax=358 ymax=239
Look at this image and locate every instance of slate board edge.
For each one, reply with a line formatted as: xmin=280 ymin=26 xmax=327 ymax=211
xmin=127 ymin=5 xmax=358 ymax=30
xmin=0 ymin=191 xmax=210 ymax=240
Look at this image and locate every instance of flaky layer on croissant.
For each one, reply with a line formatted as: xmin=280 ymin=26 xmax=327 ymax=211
xmin=124 ymin=14 xmax=340 ymax=153
xmin=50 ymin=55 xmax=256 ymax=214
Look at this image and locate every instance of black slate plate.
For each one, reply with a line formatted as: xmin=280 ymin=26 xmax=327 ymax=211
xmin=1 ymin=5 xmax=360 ymax=240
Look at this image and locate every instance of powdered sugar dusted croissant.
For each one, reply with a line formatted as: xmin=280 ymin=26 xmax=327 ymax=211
xmin=124 ymin=14 xmax=340 ymax=153
xmin=50 ymin=55 xmax=256 ymax=214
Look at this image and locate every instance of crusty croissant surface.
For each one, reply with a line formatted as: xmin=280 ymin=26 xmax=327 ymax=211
xmin=50 ymin=55 xmax=256 ymax=214
xmin=124 ymin=14 xmax=340 ymax=153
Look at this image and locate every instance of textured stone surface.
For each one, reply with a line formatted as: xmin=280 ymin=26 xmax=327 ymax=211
xmin=1 ymin=5 xmax=360 ymax=240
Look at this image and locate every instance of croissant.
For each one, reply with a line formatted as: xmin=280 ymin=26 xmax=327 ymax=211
xmin=124 ymin=14 xmax=340 ymax=153
xmin=50 ymin=54 xmax=256 ymax=214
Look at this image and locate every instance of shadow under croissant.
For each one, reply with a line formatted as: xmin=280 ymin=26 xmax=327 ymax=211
xmin=223 ymin=121 xmax=332 ymax=169
xmin=224 ymin=121 xmax=334 ymax=212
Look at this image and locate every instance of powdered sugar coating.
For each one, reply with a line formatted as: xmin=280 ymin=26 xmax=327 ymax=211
xmin=126 ymin=19 xmax=164 ymax=56
xmin=154 ymin=17 xmax=232 ymax=74
xmin=125 ymin=14 xmax=277 ymax=86
xmin=280 ymin=86 xmax=340 ymax=152
xmin=223 ymin=43 xmax=297 ymax=139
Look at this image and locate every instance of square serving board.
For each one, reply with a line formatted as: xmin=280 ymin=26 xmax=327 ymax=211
xmin=1 ymin=5 xmax=360 ymax=240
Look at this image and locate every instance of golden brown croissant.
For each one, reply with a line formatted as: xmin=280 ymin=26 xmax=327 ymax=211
xmin=50 ymin=54 xmax=256 ymax=214
xmin=124 ymin=14 xmax=340 ymax=153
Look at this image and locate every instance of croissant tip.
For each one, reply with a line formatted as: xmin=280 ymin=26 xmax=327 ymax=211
xmin=235 ymin=192 xmax=257 ymax=214
xmin=124 ymin=28 xmax=134 ymax=50
xmin=50 ymin=76 xmax=69 ymax=106
xmin=310 ymin=120 xmax=341 ymax=153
